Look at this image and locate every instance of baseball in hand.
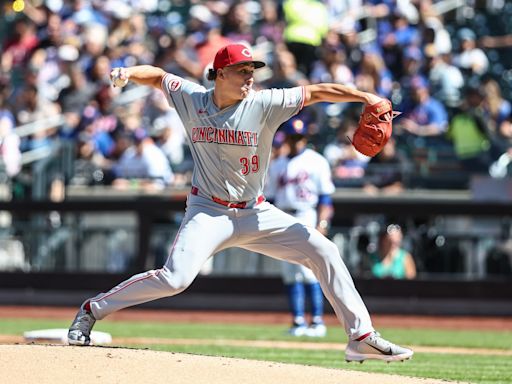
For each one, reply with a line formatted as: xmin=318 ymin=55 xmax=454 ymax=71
xmin=111 ymin=67 xmax=129 ymax=88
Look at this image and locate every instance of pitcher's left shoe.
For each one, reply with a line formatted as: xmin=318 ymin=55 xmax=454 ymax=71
xmin=68 ymin=301 xmax=96 ymax=346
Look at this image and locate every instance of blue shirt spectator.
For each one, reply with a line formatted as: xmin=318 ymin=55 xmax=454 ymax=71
xmin=398 ymin=76 xmax=448 ymax=137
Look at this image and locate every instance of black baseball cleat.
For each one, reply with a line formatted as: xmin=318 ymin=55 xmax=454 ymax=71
xmin=345 ymin=332 xmax=413 ymax=362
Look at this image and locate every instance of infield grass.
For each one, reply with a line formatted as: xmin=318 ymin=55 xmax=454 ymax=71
xmin=1 ymin=318 xmax=511 ymax=384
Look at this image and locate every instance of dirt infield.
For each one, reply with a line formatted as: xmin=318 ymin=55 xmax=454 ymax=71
xmin=0 ymin=344 xmax=458 ymax=384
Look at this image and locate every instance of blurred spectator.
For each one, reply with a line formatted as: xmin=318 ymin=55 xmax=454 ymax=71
xmin=425 ymin=49 xmax=464 ymax=111
xmin=221 ymin=1 xmax=254 ymax=43
xmin=310 ymin=41 xmax=354 ymax=86
xmin=1 ymin=16 xmax=39 ymax=87
xmin=363 ymin=224 xmax=417 ymax=280
xmin=326 ymin=0 xmax=362 ymax=37
xmin=15 ymin=80 xmax=60 ymax=153
xmin=362 ymin=138 xmax=408 ymax=195
xmin=78 ymin=85 xmax=118 ymax=158
xmin=64 ymin=0 xmax=108 ymax=27
xmin=58 ymin=63 xmax=96 ymax=116
xmin=0 ymin=82 xmax=21 ymax=178
xmin=397 ymin=75 xmax=448 ymax=137
xmin=497 ymin=113 xmax=512 ymax=153
xmin=149 ymin=111 xmax=186 ymax=168
xmin=112 ymin=128 xmax=174 ymax=190
xmin=323 ymin=119 xmax=369 ymax=182
xmin=402 ymin=45 xmax=423 ymax=77
xmin=89 ymin=55 xmax=113 ymax=86
xmin=452 ymin=28 xmax=489 ymax=77
xmin=105 ymin=5 xmax=136 ymax=49
xmin=105 ymin=10 xmax=154 ymax=69
xmin=487 ymin=81 xmax=512 ymax=177
xmin=70 ymin=132 xmax=111 ymax=186
xmin=421 ymin=16 xmax=452 ymax=56
xmin=256 ymin=0 xmax=284 ymax=45
xmin=355 ymin=47 xmax=393 ymax=98
xmin=31 ymin=43 xmax=80 ymax=104
xmin=185 ymin=4 xmax=229 ymax=75
xmin=380 ymin=8 xmax=420 ymax=78
xmin=37 ymin=11 xmax=65 ymax=49
xmin=481 ymin=78 xmax=512 ymax=151
xmin=398 ymin=45 xmax=424 ymax=98
xmin=381 ymin=7 xmax=420 ymax=48
xmin=447 ymin=83 xmax=493 ymax=174
xmin=153 ymin=35 xmax=203 ymax=81
xmin=338 ymin=26 xmax=364 ymax=71
xmin=58 ymin=63 xmax=96 ymax=140
xmin=78 ymin=23 xmax=109 ymax=78
xmin=264 ymin=46 xmax=309 ymax=88
xmin=283 ymin=0 xmax=328 ymax=76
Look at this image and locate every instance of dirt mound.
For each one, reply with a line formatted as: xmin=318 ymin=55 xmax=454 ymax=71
xmin=0 ymin=344 xmax=455 ymax=384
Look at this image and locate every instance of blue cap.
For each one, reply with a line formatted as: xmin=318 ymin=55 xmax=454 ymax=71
xmin=458 ymin=28 xmax=476 ymax=41
xmin=272 ymin=131 xmax=286 ymax=148
xmin=281 ymin=117 xmax=308 ymax=136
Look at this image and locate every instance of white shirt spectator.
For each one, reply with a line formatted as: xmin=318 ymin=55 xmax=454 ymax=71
xmin=150 ymin=110 xmax=186 ymax=166
xmin=453 ymin=29 xmax=489 ymax=76
xmin=453 ymin=49 xmax=489 ymax=76
xmin=424 ymin=17 xmax=452 ymax=55
xmin=429 ymin=58 xmax=465 ymax=108
xmin=114 ymin=137 xmax=174 ymax=187
xmin=0 ymin=111 xmax=22 ymax=177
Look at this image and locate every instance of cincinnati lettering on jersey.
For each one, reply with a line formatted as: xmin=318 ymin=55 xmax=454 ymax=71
xmin=191 ymin=126 xmax=258 ymax=146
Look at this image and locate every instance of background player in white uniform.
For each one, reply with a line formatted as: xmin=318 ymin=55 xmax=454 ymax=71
xmin=266 ymin=116 xmax=334 ymax=337
xmin=68 ymin=43 xmax=413 ymax=362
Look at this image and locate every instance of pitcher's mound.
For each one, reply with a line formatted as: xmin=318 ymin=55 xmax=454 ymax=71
xmin=0 ymin=344 xmax=450 ymax=384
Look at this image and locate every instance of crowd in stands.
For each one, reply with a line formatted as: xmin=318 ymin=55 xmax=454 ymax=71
xmin=1 ymin=0 xmax=512 ymax=197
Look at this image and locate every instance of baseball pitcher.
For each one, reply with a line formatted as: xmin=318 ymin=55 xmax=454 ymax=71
xmin=68 ymin=43 xmax=412 ymax=362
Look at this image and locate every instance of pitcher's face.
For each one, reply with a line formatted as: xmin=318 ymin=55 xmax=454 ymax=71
xmin=220 ymin=63 xmax=255 ymax=99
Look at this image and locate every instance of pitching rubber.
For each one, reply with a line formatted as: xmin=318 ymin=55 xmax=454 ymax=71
xmin=23 ymin=328 xmax=112 ymax=345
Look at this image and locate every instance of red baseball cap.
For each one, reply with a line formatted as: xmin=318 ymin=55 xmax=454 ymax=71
xmin=213 ymin=44 xmax=266 ymax=71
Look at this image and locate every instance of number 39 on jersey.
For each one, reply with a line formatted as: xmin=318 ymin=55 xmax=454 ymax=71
xmin=240 ymin=155 xmax=260 ymax=175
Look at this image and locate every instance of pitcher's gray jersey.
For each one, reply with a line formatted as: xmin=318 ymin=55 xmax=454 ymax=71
xmin=161 ymin=74 xmax=305 ymax=202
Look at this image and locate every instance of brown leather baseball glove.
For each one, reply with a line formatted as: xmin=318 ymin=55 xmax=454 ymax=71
xmin=351 ymin=99 xmax=401 ymax=157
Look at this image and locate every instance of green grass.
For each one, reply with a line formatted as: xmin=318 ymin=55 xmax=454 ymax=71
xmin=1 ymin=318 xmax=511 ymax=384
xmin=3 ymin=318 xmax=511 ymax=350
xmin=137 ymin=345 xmax=512 ymax=384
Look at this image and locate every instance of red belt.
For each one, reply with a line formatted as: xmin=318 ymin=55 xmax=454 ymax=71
xmin=191 ymin=187 xmax=264 ymax=209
